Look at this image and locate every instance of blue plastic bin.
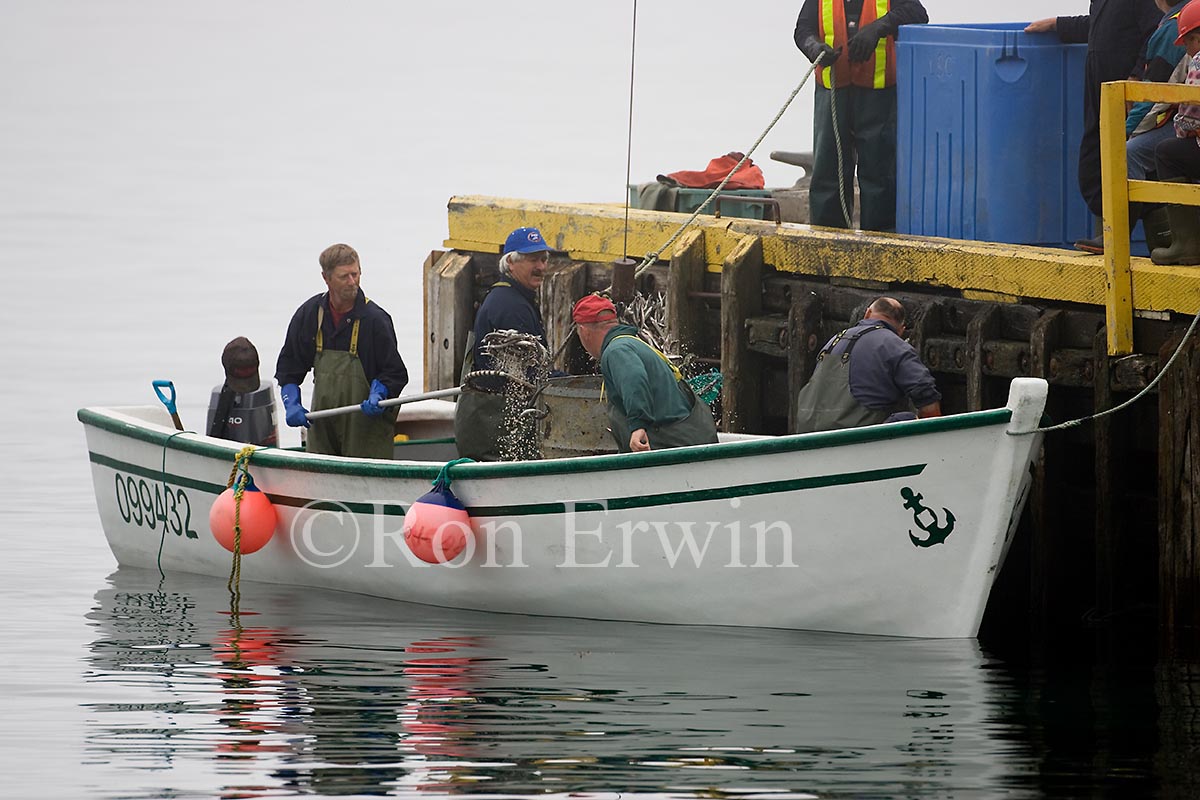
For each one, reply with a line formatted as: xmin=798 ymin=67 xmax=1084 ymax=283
xmin=896 ymin=23 xmax=1097 ymax=250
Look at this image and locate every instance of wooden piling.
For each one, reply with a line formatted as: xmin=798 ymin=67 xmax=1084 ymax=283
xmin=1029 ymin=309 xmax=1065 ymax=635
xmin=1159 ymin=331 xmax=1200 ymax=637
xmin=1094 ymin=326 xmax=1118 ymax=618
xmin=720 ymin=235 xmax=764 ymax=433
xmin=966 ymin=304 xmax=1002 ymax=411
xmin=541 ymin=260 xmax=589 ymax=374
xmin=423 ymin=251 xmax=475 ymax=391
xmin=786 ymin=290 xmax=822 ymax=434
xmin=667 ymin=229 xmax=706 ymax=357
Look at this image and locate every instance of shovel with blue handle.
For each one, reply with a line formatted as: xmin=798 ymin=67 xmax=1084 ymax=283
xmin=152 ymin=379 xmax=185 ymax=431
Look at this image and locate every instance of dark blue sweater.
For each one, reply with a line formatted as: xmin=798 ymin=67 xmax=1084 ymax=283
xmin=275 ymin=289 xmax=409 ymax=397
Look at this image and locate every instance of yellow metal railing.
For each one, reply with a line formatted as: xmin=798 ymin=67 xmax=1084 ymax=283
xmin=1100 ymin=80 xmax=1200 ymax=355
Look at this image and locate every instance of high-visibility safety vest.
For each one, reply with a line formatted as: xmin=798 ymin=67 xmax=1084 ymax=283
xmin=818 ymin=0 xmax=895 ymax=90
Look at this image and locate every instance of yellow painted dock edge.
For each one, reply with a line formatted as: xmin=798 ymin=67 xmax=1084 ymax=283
xmin=445 ymin=195 xmax=1200 ymax=324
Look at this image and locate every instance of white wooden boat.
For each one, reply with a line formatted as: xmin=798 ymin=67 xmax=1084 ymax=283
xmin=78 ymin=378 xmax=1048 ymax=638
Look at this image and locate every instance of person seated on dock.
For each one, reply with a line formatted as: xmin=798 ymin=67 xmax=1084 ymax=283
xmin=275 ymin=243 xmax=410 ymax=459
xmin=454 ymin=226 xmax=553 ymax=461
xmin=1025 ymin=3 xmax=1163 ymax=248
xmin=1151 ymin=5 xmax=1200 ymax=265
xmin=572 ymin=294 xmax=718 ymax=453
xmin=1070 ymin=0 xmax=1188 ymax=255
xmin=794 ymin=297 xmax=941 ymax=433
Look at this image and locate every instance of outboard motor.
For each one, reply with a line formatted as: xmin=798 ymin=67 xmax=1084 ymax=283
xmin=206 ymin=337 xmax=279 ymax=447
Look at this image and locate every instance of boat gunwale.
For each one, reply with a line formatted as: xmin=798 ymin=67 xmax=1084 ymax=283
xmin=78 ymin=405 xmax=1014 ymax=479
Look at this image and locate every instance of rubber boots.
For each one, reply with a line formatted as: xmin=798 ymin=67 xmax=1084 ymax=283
xmin=1143 ymin=206 xmax=1172 ymax=253
xmin=1151 ymin=204 xmax=1200 ymax=266
xmin=1074 ymin=215 xmax=1104 ymax=254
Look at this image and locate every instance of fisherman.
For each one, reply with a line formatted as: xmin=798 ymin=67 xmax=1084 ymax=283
xmin=275 ymin=243 xmax=409 ymax=459
xmin=1069 ymin=0 xmax=1188 ymax=255
xmin=793 ymin=0 xmax=929 ymax=232
xmin=795 ymin=297 xmax=940 ymax=433
xmin=454 ymin=226 xmax=553 ymax=461
xmin=1151 ymin=3 xmax=1200 ymax=265
xmin=572 ymin=294 xmax=718 ymax=453
xmin=1026 ymin=1 xmax=1163 ymax=247
xmin=206 ymin=336 xmax=278 ymax=447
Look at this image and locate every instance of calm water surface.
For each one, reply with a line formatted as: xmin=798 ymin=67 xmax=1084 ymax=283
xmin=5 ymin=2 xmax=1199 ymax=798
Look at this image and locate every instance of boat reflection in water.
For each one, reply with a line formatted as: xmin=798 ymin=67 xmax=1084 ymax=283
xmin=85 ymin=567 xmax=1023 ymax=798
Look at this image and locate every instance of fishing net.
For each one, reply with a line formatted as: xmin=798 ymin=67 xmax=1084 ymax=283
xmin=622 ymin=291 xmax=723 ymax=418
xmin=478 ymin=330 xmax=551 ymax=462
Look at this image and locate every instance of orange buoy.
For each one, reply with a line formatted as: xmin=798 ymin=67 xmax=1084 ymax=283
xmin=403 ymin=486 xmax=471 ymax=564
xmin=210 ymin=478 xmax=277 ymax=554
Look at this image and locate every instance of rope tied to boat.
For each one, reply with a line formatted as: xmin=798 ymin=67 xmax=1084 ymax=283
xmin=1010 ymin=306 xmax=1200 ymax=435
xmin=156 ymin=429 xmax=192 ymax=579
xmin=434 ymin=457 xmax=475 ymax=491
xmin=627 ymin=58 xmax=822 ymax=281
xmin=223 ymin=445 xmax=259 ymax=609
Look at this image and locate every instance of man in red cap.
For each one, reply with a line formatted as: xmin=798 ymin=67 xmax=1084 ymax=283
xmin=573 ymin=294 xmax=718 ymax=453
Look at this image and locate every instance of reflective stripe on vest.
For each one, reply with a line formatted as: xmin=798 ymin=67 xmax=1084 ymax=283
xmin=316 ymin=297 xmax=369 ymax=356
xmin=818 ymin=0 xmax=895 ymax=90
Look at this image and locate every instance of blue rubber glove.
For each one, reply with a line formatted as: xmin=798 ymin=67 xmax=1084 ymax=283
xmin=361 ymin=379 xmax=388 ymax=417
xmin=280 ymin=383 xmax=310 ymax=428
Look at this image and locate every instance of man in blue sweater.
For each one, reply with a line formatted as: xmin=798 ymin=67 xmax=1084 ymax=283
xmin=454 ymin=227 xmax=553 ymax=461
xmin=795 ymin=297 xmax=940 ymax=433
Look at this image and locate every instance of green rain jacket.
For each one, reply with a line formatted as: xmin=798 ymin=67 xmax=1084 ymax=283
xmin=599 ymin=325 xmax=718 ymax=452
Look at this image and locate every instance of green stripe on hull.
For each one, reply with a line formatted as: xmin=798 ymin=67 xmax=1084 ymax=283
xmin=87 ymin=451 xmax=408 ymax=516
xmin=88 ymin=450 xmax=924 ymax=519
xmin=78 ymin=405 xmax=1010 ymax=481
xmin=469 ymin=463 xmax=926 ymax=517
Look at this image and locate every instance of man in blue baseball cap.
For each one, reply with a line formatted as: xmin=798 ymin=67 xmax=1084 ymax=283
xmin=454 ymin=226 xmax=554 ymax=460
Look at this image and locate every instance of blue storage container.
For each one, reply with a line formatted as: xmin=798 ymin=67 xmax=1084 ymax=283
xmin=896 ymin=23 xmax=1099 ymax=250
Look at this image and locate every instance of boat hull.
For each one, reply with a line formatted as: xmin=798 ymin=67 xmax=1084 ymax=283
xmin=79 ymin=380 xmax=1047 ymax=638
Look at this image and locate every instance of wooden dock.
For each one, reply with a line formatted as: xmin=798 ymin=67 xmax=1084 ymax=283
xmin=425 ymin=194 xmax=1200 ymax=638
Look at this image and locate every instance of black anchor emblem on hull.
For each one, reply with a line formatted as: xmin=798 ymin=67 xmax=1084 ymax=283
xmin=900 ymin=487 xmax=956 ymax=547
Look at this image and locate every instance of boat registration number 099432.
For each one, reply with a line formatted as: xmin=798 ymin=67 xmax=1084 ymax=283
xmin=113 ymin=473 xmax=199 ymax=539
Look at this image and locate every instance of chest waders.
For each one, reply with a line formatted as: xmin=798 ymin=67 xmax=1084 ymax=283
xmin=604 ymin=335 xmax=719 ymax=452
xmin=452 ymin=281 xmax=512 ymax=461
xmin=794 ymin=323 xmax=907 ymax=433
xmin=308 ymin=302 xmax=398 ymax=459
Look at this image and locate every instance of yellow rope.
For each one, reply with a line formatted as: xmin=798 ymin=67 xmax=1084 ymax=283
xmin=224 ymin=445 xmax=258 ymax=609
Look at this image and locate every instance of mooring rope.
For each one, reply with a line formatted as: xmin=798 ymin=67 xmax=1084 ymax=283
xmin=223 ymin=445 xmax=258 ymax=611
xmin=156 ymin=429 xmax=192 ymax=579
xmin=825 ymin=58 xmax=854 ymax=228
xmin=629 ymin=58 xmax=822 ymax=280
xmin=434 ymin=457 xmax=475 ymax=490
xmin=1010 ymin=307 xmax=1200 ymax=435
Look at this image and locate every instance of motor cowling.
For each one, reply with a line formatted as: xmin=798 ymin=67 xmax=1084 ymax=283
xmin=207 ymin=381 xmax=279 ymax=446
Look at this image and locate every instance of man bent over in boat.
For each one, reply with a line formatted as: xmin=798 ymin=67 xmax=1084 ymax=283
xmin=795 ymin=296 xmax=940 ymax=433
xmin=454 ymin=226 xmax=554 ymax=461
xmin=275 ymin=243 xmax=409 ymax=459
xmin=573 ymin=294 xmax=718 ymax=453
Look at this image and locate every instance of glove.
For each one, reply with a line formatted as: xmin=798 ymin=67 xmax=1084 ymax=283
xmin=361 ymin=379 xmax=387 ymax=417
xmin=280 ymin=383 xmax=310 ymax=428
xmin=848 ymin=18 xmax=887 ymax=63
xmin=799 ymin=34 xmax=838 ymax=66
